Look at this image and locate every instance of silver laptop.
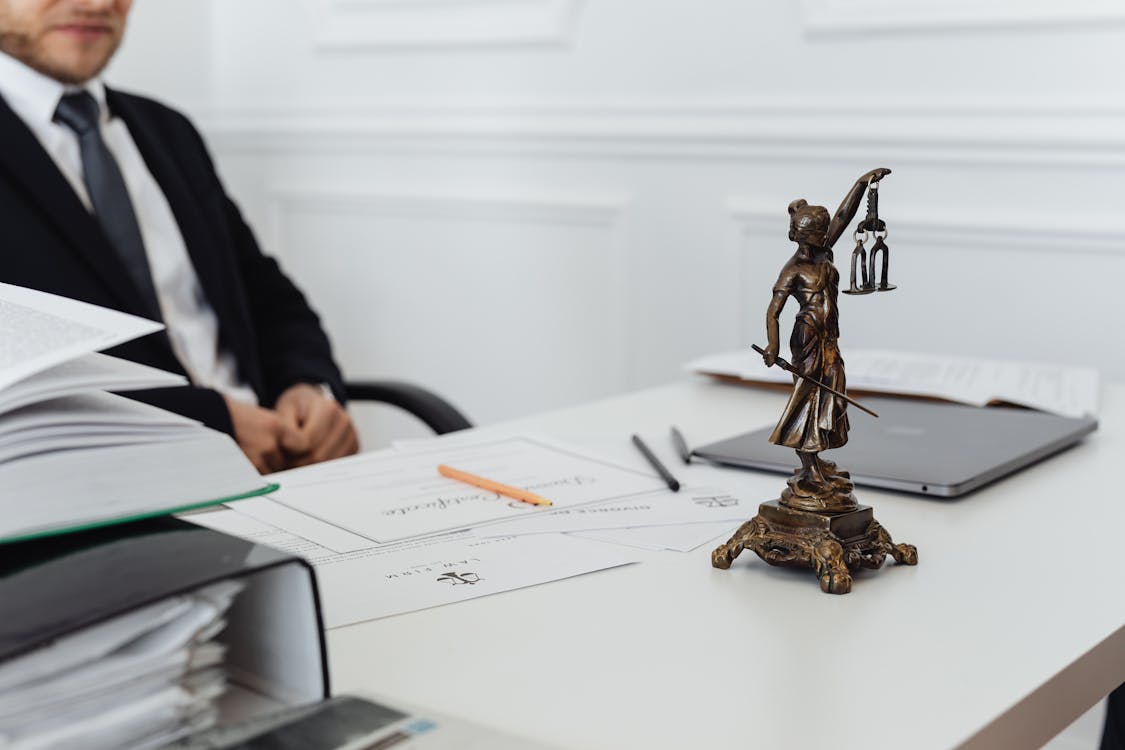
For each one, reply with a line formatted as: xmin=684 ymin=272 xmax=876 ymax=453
xmin=690 ymin=397 xmax=1098 ymax=497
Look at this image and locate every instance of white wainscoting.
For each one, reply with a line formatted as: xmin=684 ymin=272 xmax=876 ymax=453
xmin=199 ymin=98 xmax=1125 ymax=395
xmin=200 ymin=99 xmax=1125 ymax=167
xmin=728 ymin=202 xmax=1125 ymax=380
xmin=201 ymin=99 xmax=1125 ymax=417
xmin=308 ymin=0 xmax=585 ymax=50
xmin=802 ymin=0 xmax=1125 ymax=33
xmin=264 ymin=185 xmax=632 ymax=428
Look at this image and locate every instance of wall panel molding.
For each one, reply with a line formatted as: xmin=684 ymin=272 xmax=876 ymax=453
xmin=727 ymin=201 xmax=1125 ymax=258
xmin=268 ymin=185 xmax=629 ymax=228
xmin=311 ymin=0 xmax=584 ymax=50
xmin=200 ymin=99 xmax=1125 ymax=167
xmin=801 ymin=0 xmax=1125 ymax=33
xmin=264 ymin=185 xmax=638 ymax=400
xmin=265 ymin=185 xmax=632 ymax=274
xmin=725 ymin=200 xmax=1125 ymax=375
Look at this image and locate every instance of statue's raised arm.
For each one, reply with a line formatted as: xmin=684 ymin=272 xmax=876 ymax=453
xmin=824 ymin=168 xmax=891 ymax=249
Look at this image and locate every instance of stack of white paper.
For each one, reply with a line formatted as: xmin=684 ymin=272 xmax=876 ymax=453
xmin=0 ymin=283 xmax=270 ymax=544
xmin=0 ymin=391 xmax=198 ymax=463
xmin=0 ymin=581 xmax=242 ymax=750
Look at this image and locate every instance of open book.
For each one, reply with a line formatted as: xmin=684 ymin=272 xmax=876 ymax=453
xmin=0 ymin=283 xmax=274 ymax=544
xmin=687 ymin=348 xmax=1100 ymax=419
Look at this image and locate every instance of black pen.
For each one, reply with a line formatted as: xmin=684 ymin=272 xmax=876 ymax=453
xmin=669 ymin=425 xmax=693 ymax=465
xmin=631 ymin=434 xmax=681 ymax=492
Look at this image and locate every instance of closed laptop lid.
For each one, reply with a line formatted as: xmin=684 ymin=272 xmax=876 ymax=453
xmin=692 ymin=397 xmax=1098 ymax=497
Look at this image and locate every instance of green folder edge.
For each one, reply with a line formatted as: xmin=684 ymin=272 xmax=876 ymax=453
xmin=0 ymin=482 xmax=280 ymax=546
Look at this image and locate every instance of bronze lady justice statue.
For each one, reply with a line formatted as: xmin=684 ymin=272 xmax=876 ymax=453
xmin=712 ymin=168 xmax=917 ymax=594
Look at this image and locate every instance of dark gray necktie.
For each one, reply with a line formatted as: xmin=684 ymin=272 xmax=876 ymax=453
xmin=53 ymin=91 xmax=161 ymax=319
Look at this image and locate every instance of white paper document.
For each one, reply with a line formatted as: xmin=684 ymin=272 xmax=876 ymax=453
xmin=316 ymin=532 xmax=638 ymax=626
xmin=471 ymin=486 xmax=749 ymax=538
xmin=191 ymin=509 xmax=639 ymax=628
xmin=265 ymin=435 xmax=667 ymax=544
xmin=0 ymin=282 xmax=162 ymax=392
xmin=687 ymin=348 xmax=1100 ymax=418
xmin=228 ymin=495 xmax=375 ymax=554
xmin=573 ymin=521 xmax=739 ymax=553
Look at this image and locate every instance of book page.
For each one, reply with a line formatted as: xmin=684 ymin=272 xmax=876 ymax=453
xmin=845 ymin=350 xmax=1100 ymax=418
xmin=0 ymin=283 xmax=162 ymax=391
xmin=688 ymin=348 xmax=1100 ymax=418
xmin=0 ymin=353 xmax=185 ymax=415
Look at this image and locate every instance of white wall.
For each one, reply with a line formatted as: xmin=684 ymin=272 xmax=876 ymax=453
xmin=105 ymin=0 xmax=211 ymax=116
xmin=106 ymin=0 xmax=1125 ymax=437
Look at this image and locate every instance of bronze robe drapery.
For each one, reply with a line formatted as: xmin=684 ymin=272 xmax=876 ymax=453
xmin=768 ymin=253 xmax=850 ymax=452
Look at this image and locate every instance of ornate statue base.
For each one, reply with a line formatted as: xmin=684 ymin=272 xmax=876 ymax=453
xmin=711 ymin=498 xmax=917 ymax=595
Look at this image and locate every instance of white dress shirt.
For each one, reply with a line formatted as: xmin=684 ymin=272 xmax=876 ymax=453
xmin=0 ymin=51 xmax=259 ymax=406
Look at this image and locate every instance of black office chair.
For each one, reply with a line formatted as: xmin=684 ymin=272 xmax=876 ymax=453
xmin=343 ymin=379 xmax=473 ymax=435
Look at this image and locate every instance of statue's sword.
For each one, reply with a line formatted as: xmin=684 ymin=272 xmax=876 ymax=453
xmin=751 ymin=344 xmax=879 ymax=419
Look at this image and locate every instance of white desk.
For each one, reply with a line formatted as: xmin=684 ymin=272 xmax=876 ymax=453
xmin=328 ymin=380 xmax=1125 ymax=749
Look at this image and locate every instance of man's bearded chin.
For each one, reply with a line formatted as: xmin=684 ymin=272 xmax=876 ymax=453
xmin=0 ymin=30 xmax=120 ymax=85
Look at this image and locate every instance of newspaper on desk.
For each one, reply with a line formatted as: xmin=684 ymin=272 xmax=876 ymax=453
xmin=191 ymin=435 xmax=746 ymax=627
xmin=687 ymin=348 xmax=1100 ymax=418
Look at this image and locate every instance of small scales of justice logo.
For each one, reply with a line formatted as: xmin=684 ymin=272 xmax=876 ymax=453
xmin=436 ymin=572 xmax=483 ymax=586
xmin=693 ymin=494 xmax=739 ymax=509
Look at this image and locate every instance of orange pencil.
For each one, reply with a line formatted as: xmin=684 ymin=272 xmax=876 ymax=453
xmin=437 ymin=464 xmax=553 ymax=507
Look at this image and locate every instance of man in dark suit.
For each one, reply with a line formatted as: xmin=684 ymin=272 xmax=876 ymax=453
xmin=0 ymin=0 xmax=358 ymax=473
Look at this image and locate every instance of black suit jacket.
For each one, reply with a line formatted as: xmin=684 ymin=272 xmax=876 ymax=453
xmin=0 ymin=88 xmax=344 ymax=436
